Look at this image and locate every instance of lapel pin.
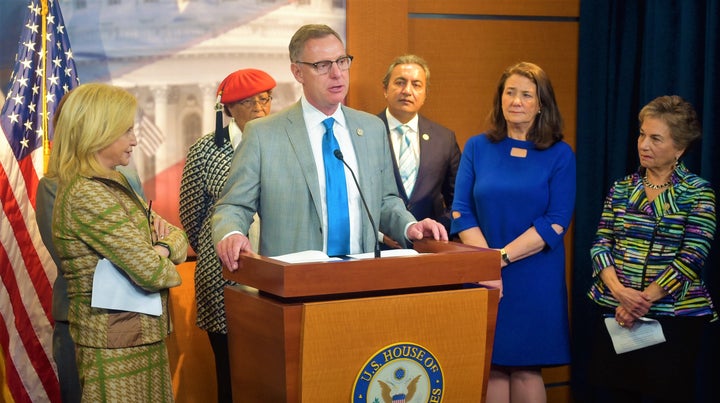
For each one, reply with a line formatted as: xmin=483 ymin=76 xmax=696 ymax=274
xmin=356 ymin=128 xmax=364 ymax=136
xmin=422 ymin=133 xmax=430 ymax=141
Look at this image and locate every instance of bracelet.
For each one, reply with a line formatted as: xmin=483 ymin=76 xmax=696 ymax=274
xmin=500 ymin=248 xmax=511 ymax=265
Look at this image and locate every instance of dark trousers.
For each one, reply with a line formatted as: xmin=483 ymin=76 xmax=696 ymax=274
xmin=207 ymin=331 xmax=233 ymax=403
xmin=53 ymin=320 xmax=81 ymax=403
xmin=587 ymin=306 xmax=708 ymax=403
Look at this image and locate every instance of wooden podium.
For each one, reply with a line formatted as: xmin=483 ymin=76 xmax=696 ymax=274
xmin=223 ymin=240 xmax=500 ymax=402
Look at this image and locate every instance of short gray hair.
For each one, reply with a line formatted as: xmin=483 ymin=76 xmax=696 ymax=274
xmin=288 ymin=24 xmax=343 ymax=62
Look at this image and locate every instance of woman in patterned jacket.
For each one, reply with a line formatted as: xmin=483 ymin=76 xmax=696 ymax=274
xmin=587 ymin=95 xmax=717 ymax=402
xmin=48 ymin=83 xmax=187 ymax=402
xmin=179 ymin=68 xmax=275 ymax=403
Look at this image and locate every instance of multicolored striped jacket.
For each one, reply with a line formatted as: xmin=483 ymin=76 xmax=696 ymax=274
xmin=588 ymin=162 xmax=717 ymax=320
xmin=53 ymin=172 xmax=188 ymax=348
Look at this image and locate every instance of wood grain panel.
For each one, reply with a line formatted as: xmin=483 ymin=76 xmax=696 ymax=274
xmin=543 ymin=365 xmax=571 ymax=385
xmin=409 ymin=0 xmax=579 ymax=17
xmin=408 ymin=18 xmax=578 ymax=149
xmin=346 ymin=0 xmax=408 ymax=113
xmin=224 ymin=286 xmax=304 ymax=402
xmin=167 ymin=262 xmax=216 ymax=402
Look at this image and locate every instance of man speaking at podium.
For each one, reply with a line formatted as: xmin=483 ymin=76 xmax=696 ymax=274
xmin=212 ymin=24 xmax=447 ymax=271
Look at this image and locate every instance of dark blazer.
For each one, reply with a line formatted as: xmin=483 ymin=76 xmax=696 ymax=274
xmin=378 ymin=111 xmax=461 ymax=231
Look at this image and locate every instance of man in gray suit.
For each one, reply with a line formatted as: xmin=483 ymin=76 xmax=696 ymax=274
xmin=213 ymin=24 xmax=447 ymax=270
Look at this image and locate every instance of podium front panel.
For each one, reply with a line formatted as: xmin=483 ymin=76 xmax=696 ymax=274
xmin=225 ymin=287 xmax=303 ymax=402
xmin=223 ymin=241 xmax=501 ymax=402
xmin=299 ymin=288 xmax=498 ymax=402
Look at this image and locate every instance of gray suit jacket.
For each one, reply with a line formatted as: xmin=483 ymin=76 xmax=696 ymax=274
xmin=212 ymin=101 xmax=415 ymax=256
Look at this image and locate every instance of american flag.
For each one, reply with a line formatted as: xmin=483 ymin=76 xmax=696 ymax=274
xmin=1 ymin=0 xmax=78 ymax=402
xmin=135 ymin=109 xmax=165 ymax=157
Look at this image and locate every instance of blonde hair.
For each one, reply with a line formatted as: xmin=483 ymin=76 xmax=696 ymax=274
xmin=46 ymin=83 xmax=137 ymax=185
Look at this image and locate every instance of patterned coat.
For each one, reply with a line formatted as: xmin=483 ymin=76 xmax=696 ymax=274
xmin=53 ymin=172 xmax=187 ymax=348
xmin=588 ymin=162 xmax=717 ymax=320
xmin=180 ymin=128 xmax=259 ymax=334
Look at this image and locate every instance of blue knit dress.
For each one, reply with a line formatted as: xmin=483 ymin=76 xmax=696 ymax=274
xmin=452 ymin=134 xmax=576 ymax=365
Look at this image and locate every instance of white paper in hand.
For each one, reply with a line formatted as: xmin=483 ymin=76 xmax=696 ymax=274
xmin=604 ymin=317 xmax=666 ymax=354
xmin=91 ymin=258 xmax=162 ymax=316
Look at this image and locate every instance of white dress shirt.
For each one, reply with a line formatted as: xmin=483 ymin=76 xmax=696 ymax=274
xmin=385 ymin=109 xmax=420 ymax=167
xmin=228 ymin=118 xmax=243 ymax=150
xmin=301 ymin=97 xmax=363 ymax=254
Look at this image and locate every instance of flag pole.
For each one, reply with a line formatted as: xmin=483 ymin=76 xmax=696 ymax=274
xmin=41 ymin=0 xmax=49 ymax=173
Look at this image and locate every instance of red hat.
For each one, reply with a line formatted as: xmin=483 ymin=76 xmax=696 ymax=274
xmin=214 ymin=68 xmax=276 ymax=147
xmin=217 ymin=68 xmax=276 ymax=104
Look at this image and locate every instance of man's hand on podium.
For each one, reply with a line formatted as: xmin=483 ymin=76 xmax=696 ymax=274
xmin=216 ymin=233 xmax=253 ymax=271
xmin=406 ymin=218 xmax=449 ymax=242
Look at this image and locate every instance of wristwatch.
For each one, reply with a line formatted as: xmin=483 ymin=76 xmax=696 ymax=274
xmin=500 ymin=248 xmax=511 ymax=265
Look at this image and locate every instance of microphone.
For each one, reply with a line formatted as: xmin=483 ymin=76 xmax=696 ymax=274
xmin=334 ymin=149 xmax=381 ymax=258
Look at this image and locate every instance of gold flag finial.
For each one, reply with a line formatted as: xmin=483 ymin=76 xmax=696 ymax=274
xmin=41 ymin=0 xmax=50 ymax=173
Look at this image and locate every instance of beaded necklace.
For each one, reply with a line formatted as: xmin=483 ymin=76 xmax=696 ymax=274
xmin=642 ymin=174 xmax=671 ymax=190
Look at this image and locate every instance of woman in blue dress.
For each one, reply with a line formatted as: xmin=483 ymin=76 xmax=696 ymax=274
xmin=451 ymin=62 xmax=576 ymax=402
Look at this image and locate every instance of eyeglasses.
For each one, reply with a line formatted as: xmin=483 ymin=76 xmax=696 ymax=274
xmin=237 ymin=96 xmax=272 ymax=108
xmin=295 ymin=55 xmax=354 ymax=74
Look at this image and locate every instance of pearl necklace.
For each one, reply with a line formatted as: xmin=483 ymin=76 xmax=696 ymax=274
xmin=642 ymin=175 xmax=671 ymax=190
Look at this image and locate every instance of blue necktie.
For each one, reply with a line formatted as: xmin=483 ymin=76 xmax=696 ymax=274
xmin=322 ymin=117 xmax=350 ymax=256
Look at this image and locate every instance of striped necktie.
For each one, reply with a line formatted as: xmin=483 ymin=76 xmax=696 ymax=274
xmin=397 ymin=124 xmax=417 ymax=195
xmin=322 ymin=117 xmax=350 ymax=256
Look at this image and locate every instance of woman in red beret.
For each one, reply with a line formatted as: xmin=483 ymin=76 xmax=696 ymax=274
xmin=179 ymin=68 xmax=276 ymax=403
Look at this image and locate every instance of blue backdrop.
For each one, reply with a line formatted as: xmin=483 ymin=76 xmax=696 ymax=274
xmin=572 ymin=1 xmax=720 ymax=401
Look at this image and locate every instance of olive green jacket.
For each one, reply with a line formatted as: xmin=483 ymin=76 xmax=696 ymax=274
xmin=53 ymin=172 xmax=187 ymax=348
